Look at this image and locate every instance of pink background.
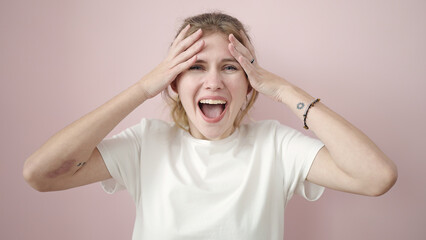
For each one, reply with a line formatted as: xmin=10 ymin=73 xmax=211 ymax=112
xmin=1 ymin=0 xmax=425 ymax=239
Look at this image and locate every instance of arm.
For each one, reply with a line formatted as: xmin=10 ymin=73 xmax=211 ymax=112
xmin=279 ymin=85 xmax=397 ymax=196
xmin=23 ymin=83 xmax=148 ymax=192
xmin=228 ymin=32 xmax=397 ymax=196
xmin=23 ymin=25 xmax=205 ymax=192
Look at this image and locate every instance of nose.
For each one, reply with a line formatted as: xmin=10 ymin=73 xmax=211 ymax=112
xmin=203 ymin=69 xmax=224 ymax=90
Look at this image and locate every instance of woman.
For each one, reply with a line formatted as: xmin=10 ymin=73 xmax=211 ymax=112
xmin=23 ymin=12 xmax=397 ymax=239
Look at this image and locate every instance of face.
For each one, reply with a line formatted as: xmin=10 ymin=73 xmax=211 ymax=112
xmin=175 ymin=32 xmax=249 ymax=140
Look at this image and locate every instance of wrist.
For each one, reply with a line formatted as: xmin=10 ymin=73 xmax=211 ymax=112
xmin=135 ymin=78 xmax=154 ymax=101
xmin=276 ymin=83 xmax=302 ymax=104
xmin=279 ymin=84 xmax=316 ymax=118
xmin=263 ymin=75 xmax=292 ymax=103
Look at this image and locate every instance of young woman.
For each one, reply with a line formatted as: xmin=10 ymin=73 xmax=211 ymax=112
xmin=23 ymin=12 xmax=397 ymax=239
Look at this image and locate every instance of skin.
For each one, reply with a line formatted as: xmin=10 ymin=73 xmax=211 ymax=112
xmin=23 ymin=24 xmax=204 ymax=191
xmin=46 ymin=159 xmax=76 ymax=178
xmin=23 ymin=24 xmax=397 ymax=197
xmin=174 ymin=33 xmax=249 ymax=140
xmin=228 ymin=30 xmax=397 ymax=196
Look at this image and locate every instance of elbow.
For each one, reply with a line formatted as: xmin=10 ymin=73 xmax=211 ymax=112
xmin=23 ymin=159 xmax=52 ymax=192
xmin=366 ymin=163 xmax=398 ymax=197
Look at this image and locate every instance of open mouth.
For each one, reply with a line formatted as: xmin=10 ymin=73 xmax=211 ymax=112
xmin=198 ymin=99 xmax=228 ymax=123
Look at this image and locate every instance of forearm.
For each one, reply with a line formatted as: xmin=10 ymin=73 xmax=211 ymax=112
xmin=24 ymin=82 xmax=148 ymax=180
xmin=279 ymin=84 xmax=397 ymax=189
xmin=228 ymin=31 xmax=397 ymax=195
xmin=24 ymin=26 xmax=204 ymax=191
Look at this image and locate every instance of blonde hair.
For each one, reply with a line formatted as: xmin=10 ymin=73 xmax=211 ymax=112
xmin=162 ymin=12 xmax=258 ymax=130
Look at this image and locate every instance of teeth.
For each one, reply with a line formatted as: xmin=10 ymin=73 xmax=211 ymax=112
xmin=199 ymin=99 xmax=227 ymax=104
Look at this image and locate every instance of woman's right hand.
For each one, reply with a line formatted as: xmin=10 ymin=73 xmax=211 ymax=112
xmin=139 ymin=24 xmax=205 ymax=99
xmin=23 ymin=25 xmax=205 ymax=192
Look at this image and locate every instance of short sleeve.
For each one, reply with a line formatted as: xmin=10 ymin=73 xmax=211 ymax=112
xmin=97 ymin=123 xmax=142 ymax=196
xmin=276 ymin=123 xmax=325 ymax=203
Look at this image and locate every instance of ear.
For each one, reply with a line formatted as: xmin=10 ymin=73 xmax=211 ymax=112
xmin=247 ymin=84 xmax=253 ymax=94
xmin=171 ymin=79 xmax=178 ymax=93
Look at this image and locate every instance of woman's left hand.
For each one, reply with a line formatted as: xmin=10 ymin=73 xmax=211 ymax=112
xmin=230 ymin=31 xmax=397 ymax=197
xmin=228 ymin=31 xmax=290 ymax=102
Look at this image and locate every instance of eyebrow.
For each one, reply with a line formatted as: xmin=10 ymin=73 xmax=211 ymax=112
xmin=195 ymin=58 xmax=239 ymax=64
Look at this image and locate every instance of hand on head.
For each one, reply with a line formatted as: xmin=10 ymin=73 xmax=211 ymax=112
xmin=138 ymin=24 xmax=205 ymax=99
xmin=228 ymin=31 xmax=290 ymax=102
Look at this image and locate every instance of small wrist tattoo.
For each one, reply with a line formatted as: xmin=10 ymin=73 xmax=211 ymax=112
xmin=297 ymin=102 xmax=305 ymax=110
xmin=77 ymin=162 xmax=86 ymax=167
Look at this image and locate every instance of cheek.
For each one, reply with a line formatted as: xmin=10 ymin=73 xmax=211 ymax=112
xmin=228 ymin=86 xmax=249 ymax=107
xmin=177 ymin=75 xmax=195 ymax=94
xmin=176 ymin=79 xmax=197 ymax=110
xmin=228 ymin=76 xmax=249 ymax=95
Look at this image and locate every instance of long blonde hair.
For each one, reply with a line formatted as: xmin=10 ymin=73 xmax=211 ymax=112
xmin=162 ymin=12 xmax=258 ymax=130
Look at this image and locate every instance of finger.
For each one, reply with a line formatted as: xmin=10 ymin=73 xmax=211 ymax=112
xmin=228 ymin=41 xmax=253 ymax=68
xmin=228 ymin=43 xmax=255 ymax=77
xmin=170 ymin=28 xmax=203 ymax=59
xmin=238 ymin=55 xmax=257 ymax=77
xmin=238 ymin=55 xmax=260 ymax=89
xmin=229 ymin=34 xmax=254 ymax=62
xmin=228 ymin=42 xmax=241 ymax=61
xmin=171 ymin=39 xmax=204 ymax=68
xmin=171 ymin=24 xmax=191 ymax=48
xmin=239 ymin=30 xmax=256 ymax=57
xmin=173 ymin=55 xmax=198 ymax=76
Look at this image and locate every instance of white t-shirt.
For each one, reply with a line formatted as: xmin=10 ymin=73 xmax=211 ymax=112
xmin=98 ymin=119 xmax=324 ymax=240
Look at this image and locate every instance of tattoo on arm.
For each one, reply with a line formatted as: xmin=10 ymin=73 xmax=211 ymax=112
xmin=45 ymin=160 xmax=87 ymax=178
xmin=297 ymin=102 xmax=305 ymax=110
xmin=77 ymin=162 xmax=86 ymax=167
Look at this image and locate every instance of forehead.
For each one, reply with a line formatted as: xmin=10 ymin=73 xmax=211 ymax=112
xmin=197 ymin=33 xmax=232 ymax=60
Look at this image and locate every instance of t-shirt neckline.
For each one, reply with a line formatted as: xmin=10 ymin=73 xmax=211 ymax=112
xmin=182 ymin=127 xmax=240 ymax=145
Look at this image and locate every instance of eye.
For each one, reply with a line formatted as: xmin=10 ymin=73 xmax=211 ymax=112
xmin=189 ymin=65 xmax=204 ymax=70
xmin=223 ymin=65 xmax=238 ymax=71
